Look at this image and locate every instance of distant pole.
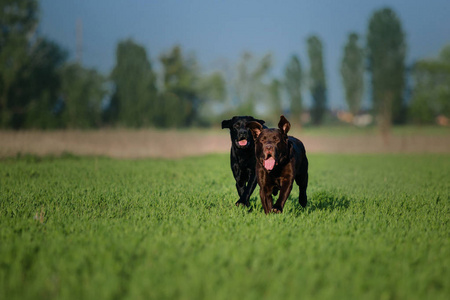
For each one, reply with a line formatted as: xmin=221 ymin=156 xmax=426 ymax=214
xmin=76 ymin=18 xmax=83 ymax=64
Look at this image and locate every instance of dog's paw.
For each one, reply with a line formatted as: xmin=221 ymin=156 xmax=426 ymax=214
xmin=235 ymin=200 xmax=249 ymax=207
xmin=299 ymin=196 xmax=307 ymax=208
xmin=271 ymin=207 xmax=283 ymax=214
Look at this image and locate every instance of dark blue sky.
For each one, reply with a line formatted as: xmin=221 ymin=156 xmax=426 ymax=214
xmin=40 ymin=0 xmax=450 ymax=109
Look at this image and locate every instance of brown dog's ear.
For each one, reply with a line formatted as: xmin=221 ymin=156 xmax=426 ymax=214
xmin=252 ymin=117 xmax=265 ymax=126
xmin=278 ymin=115 xmax=291 ymax=135
xmin=246 ymin=121 xmax=263 ymax=139
xmin=221 ymin=118 xmax=233 ymax=129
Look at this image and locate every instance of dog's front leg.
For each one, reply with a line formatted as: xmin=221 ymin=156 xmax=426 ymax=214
xmin=232 ymin=163 xmax=247 ymax=206
xmin=238 ymin=169 xmax=257 ymax=207
xmin=272 ymin=178 xmax=294 ymax=213
xmin=259 ymin=186 xmax=273 ymax=214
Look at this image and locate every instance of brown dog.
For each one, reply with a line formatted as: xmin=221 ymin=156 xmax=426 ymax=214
xmin=247 ymin=115 xmax=308 ymax=214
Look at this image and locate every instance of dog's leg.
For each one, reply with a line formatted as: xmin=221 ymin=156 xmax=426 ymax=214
xmin=296 ymin=158 xmax=308 ymax=208
xmin=235 ymin=183 xmax=246 ymax=207
xmin=298 ymin=172 xmax=308 ymax=208
xmin=238 ymin=170 xmax=257 ymax=207
xmin=235 ymin=174 xmax=251 ymax=207
xmin=232 ymin=163 xmax=247 ymax=206
xmin=272 ymin=179 xmax=294 ymax=213
xmin=235 ymin=181 xmax=245 ymax=198
xmin=259 ymin=187 xmax=273 ymax=214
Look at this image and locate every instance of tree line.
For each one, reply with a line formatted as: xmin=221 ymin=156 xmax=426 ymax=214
xmin=1 ymin=1 xmax=449 ymax=130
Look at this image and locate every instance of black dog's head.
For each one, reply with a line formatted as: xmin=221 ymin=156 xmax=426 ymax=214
xmin=247 ymin=115 xmax=291 ymax=171
xmin=222 ymin=116 xmax=265 ymax=150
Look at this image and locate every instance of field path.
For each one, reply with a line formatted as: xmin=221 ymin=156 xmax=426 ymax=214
xmin=1 ymin=129 xmax=449 ymax=158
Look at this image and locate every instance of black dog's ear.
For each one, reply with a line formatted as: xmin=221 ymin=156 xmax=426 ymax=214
xmin=278 ymin=115 xmax=291 ymax=135
xmin=246 ymin=121 xmax=263 ymax=139
xmin=222 ymin=118 xmax=233 ymax=129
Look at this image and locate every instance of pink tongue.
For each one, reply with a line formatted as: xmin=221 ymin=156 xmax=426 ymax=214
xmin=264 ymin=157 xmax=275 ymax=170
xmin=238 ymin=140 xmax=247 ymax=146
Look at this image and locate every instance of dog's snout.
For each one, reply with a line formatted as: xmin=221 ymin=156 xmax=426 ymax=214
xmin=264 ymin=144 xmax=275 ymax=154
xmin=238 ymin=130 xmax=247 ymax=139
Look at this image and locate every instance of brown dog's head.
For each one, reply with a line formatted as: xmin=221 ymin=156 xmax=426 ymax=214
xmin=247 ymin=115 xmax=291 ymax=171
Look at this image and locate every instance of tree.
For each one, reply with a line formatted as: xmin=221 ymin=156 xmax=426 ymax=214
xmin=3 ymin=38 xmax=66 ymax=129
xmin=367 ymin=7 xmax=406 ymax=134
xmin=0 ymin=0 xmax=39 ymax=127
xmin=284 ymin=55 xmax=303 ymax=125
xmin=24 ymin=39 xmax=67 ymax=128
xmin=110 ymin=39 xmax=157 ymax=127
xmin=234 ymin=52 xmax=272 ymax=116
xmin=269 ymin=79 xmax=282 ymax=123
xmin=197 ymin=71 xmax=226 ymax=125
xmin=340 ymin=33 xmax=364 ymax=116
xmin=410 ymin=44 xmax=450 ymax=124
xmin=159 ymin=45 xmax=199 ymax=127
xmin=307 ymin=35 xmax=327 ymax=125
xmin=198 ymin=71 xmax=226 ymax=103
xmin=59 ymin=63 xmax=106 ymax=128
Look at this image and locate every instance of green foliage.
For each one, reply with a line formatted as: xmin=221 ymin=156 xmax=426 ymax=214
xmin=340 ymin=33 xmax=364 ymax=115
xmin=0 ymin=0 xmax=39 ymax=127
xmin=234 ymin=52 xmax=272 ymax=116
xmin=269 ymin=79 xmax=282 ymax=124
xmin=307 ymin=35 xmax=327 ymax=125
xmin=14 ymin=38 xmax=67 ymax=129
xmin=0 ymin=1 xmax=107 ymax=130
xmin=197 ymin=71 xmax=227 ymax=125
xmin=158 ymin=46 xmax=228 ymax=127
xmin=284 ymin=55 xmax=304 ymax=125
xmin=158 ymin=45 xmax=199 ymax=127
xmin=110 ymin=39 xmax=157 ymax=127
xmin=367 ymin=7 xmax=406 ymax=130
xmin=410 ymin=44 xmax=450 ymax=123
xmin=198 ymin=71 xmax=226 ymax=103
xmin=59 ymin=63 xmax=106 ymax=128
xmin=1 ymin=154 xmax=449 ymax=300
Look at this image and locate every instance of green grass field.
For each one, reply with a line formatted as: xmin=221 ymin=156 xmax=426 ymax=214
xmin=1 ymin=153 xmax=449 ymax=300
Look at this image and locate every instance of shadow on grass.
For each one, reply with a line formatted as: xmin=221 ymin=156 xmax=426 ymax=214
xmin=244 ymin=191 xmax=351 ymax=215
xmin=309 ymin=191 xmax=350 ymax=211
xmin=288 ymin=190 xmax=351 ymax=216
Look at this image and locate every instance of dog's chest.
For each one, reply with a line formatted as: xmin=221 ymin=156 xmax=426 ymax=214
xmin=265 ymin=163 xmax=293 ymax=186
xmin=274 ymin=177 xmax=282 ymax=190
xmin=234 ymin=148 xmax=255 ymax=166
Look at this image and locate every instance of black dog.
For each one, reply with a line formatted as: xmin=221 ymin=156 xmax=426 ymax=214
xmin=247 ymin=115 xmax=308 ymax=214
xmin=222 ymin=116 xmax=266 ymax=207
